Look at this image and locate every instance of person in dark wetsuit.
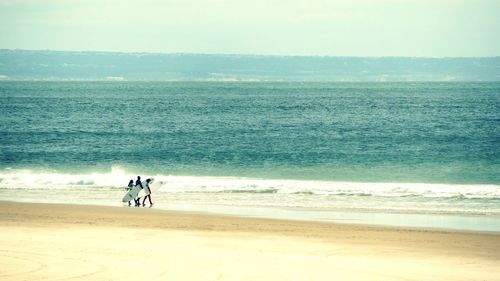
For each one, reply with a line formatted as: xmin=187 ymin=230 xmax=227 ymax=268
xmin=134 ymin=176 xmax=143 ymax=207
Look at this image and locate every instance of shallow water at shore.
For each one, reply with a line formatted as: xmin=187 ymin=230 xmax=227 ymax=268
xmin=2 ymin=187 xmax=499 ymax=232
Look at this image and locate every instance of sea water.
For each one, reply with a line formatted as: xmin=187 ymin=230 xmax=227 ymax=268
xmin=0 ymin=82 xmax=499 ymax=231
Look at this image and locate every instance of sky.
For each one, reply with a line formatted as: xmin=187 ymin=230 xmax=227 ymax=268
xmin=0 ymin=0 xmax=499 ymax=57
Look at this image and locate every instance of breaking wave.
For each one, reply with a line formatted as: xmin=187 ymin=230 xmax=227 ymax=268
xmin=1 ymin=167 xmax=499 ymax=200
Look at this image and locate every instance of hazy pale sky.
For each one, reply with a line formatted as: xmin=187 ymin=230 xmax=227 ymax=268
xmin=0 ymin=0 xmax=499 ymax=56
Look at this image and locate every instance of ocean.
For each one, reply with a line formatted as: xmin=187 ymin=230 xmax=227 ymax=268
xmin=1 ymin=82 xmax=499 ymax=231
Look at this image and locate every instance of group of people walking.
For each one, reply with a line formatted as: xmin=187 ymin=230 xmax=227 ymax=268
xmin=125 ymin=176 xmax=153 ymax=207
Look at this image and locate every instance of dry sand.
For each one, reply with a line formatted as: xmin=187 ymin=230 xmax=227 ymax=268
xmin=0 ymin=201 xmax=499 ymax=281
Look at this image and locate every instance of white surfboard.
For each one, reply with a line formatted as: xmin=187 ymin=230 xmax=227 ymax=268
xmin=122 ymin=184 xmax=142 ymax=203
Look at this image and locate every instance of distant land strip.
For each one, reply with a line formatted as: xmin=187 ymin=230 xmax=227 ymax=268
xmin=0 ymin=49 xmax=499 ymax=82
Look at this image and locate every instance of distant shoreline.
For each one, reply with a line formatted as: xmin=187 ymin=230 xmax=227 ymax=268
xmin=2 ymin=49 xmax=498 ymax=81
xmin=2 ymin=48 xmax=500 ymax=58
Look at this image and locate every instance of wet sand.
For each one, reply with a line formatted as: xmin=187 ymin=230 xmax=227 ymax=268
xmin=0 ymin=201 xmax=499 ymax=280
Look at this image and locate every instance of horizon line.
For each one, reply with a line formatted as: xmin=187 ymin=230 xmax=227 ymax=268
xmin=2 ymin=48 xmax=499 ymax=59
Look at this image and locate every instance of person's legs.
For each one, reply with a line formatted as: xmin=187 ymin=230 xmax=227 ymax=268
xmin=142 ymin=195 xmax=152 ymax=206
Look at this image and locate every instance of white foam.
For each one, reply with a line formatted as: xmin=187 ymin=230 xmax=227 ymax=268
xmin=1 ymin=168 xmax=499 ymax=199
xmin=0 ymin=167 xmax=130 ymax=189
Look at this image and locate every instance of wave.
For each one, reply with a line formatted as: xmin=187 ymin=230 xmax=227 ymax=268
xmin=1 ymin=167 xmax=500 ymax=200
xmin=218 ymin=188 xmax=278 ymax=194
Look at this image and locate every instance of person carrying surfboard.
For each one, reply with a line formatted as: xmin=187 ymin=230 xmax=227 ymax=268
xmin=142 ymin=178 xmax=153 ymax=207
xmin=126 ymin=179 xmax=134 ymax=206
xmin=121 ymin=178 xmax=142 ymax=206
xmin=134 ymin=176 xmax=144 ymax=207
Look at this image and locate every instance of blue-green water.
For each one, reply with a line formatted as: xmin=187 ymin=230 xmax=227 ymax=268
xmin=1 ymin=82 xmax=499 ymax=183
xmin=0 ymin=82 xmax=499 ymax=227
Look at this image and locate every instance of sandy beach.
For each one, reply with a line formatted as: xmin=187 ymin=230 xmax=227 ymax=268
xmin=0 ymin=201 xmax=499 ymax=281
